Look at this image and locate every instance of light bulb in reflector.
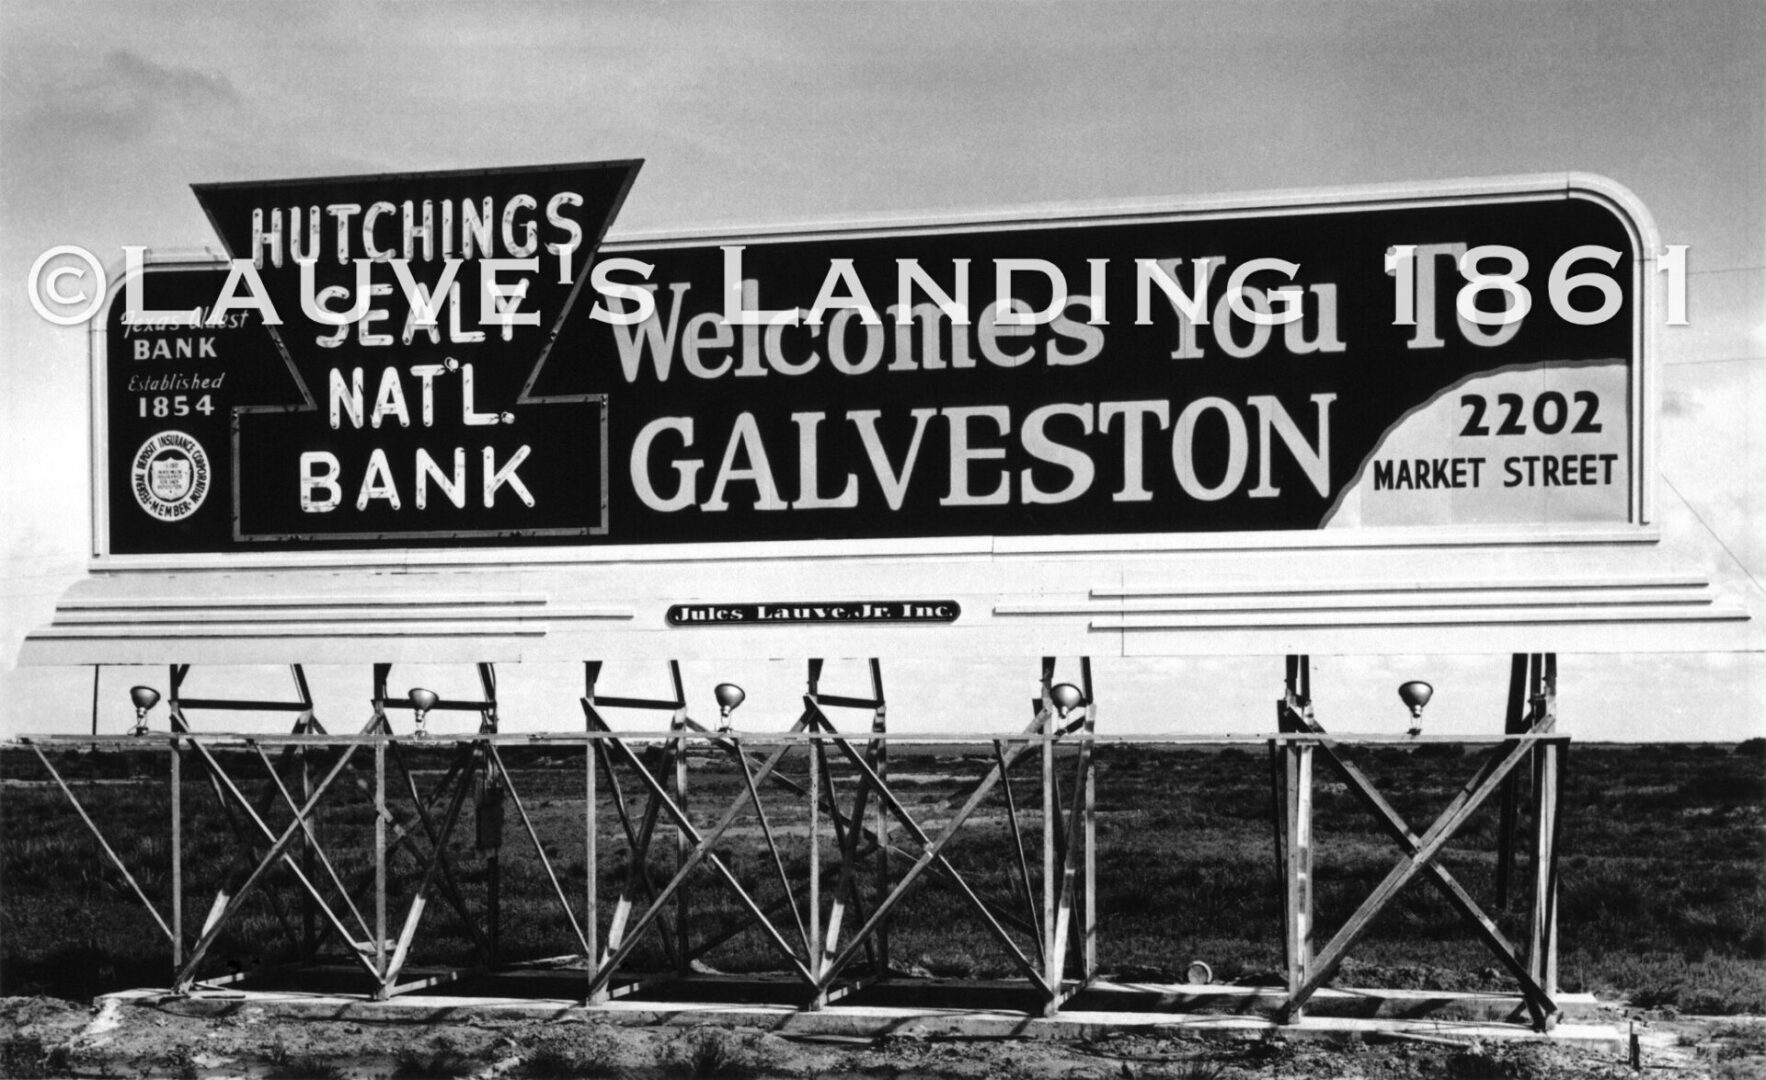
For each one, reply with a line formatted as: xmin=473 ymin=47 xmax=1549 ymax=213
xmin=408 ymin=687 xmax=439 ymax=738
xmin=1398 ymin=680 xmax=1434 ymax=737
xmin=713 ymin=683 xmax=745 ymax=732
xmin=1050 ymin=683 xmax=1086 ymax=719
xmin=128 ymin=686 xmax=160 ymax=736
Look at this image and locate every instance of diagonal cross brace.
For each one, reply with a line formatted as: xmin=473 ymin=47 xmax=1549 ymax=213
xmin=1043 ymin=723 xmax=1092 ymax=1001
xmin=734 ymin=739 xmax=812 ymax=961
xmin=379 ymin=740 xmax=481 ymax=993
xmin=170 ymin=705 xmax=304 ymax=953
xmin=301 ymin=742 xmax=492 ymax=966
xmin=583 ymin=705 xmax=814 ymax=996
xmin=249 ymin=744 xmax=374 ymax=945
xmin=812 ymin=706 xmax=1050 ymax=996
xmin=815 ymin=726 xmax=884 ymax=981
xmin=683 ymin=712 xmax=1036 ymax=948
xmin=1281 ymin=703 xmax=1558 ymax=1027
xmin=1278 ymin=733 xmax=1539 ymax=1021
xmin=173 ymin=742 xmax=377 ymax=989
xmin=29 ymin=744 xmax=176 ymax=946
xmin=995 ymin=740 xmax=1044 ymax=966
xmin=585 ymin=706 xmax=683 ymax=969
xmin=386 ymin=742 xmax=495 ymax=961
xmin=489 ymin=744 xmax=590 ymax=956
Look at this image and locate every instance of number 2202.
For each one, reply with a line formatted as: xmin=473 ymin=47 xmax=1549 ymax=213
xmin=1459 ymin=391 xmax=1601 ymax=437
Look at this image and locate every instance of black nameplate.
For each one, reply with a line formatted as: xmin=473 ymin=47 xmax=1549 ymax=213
xmin=667 ymin=601 xmax=960 ymax=626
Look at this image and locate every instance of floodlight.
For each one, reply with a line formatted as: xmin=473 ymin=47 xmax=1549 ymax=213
xmin=713 ymin=683 xmax=745 ymax=732
xmin=713 ymin=684 xmax=748 ymax=734
xmin=1049 ymin=683 xmax=1086 ymax=719
xmin=1398 ymin=680 xmax=1434 ymax=737
xmin=128 ymin=686 xmax=160 ymax=736
xmin=408 ymin=687 xmax=439 ymax=738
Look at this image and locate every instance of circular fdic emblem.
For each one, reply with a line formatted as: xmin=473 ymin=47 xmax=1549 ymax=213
xmin=130 ymin=431 xmax=211 ymax=522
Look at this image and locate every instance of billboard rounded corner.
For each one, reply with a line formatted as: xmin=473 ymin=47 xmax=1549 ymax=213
xmin=1561 ymin=173 xmax=1661 ymax=261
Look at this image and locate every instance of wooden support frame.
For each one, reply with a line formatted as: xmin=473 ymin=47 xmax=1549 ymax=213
xmin=579 ymin=707 xmax=816 ymax=998
xmin=580 ymin=661 xmax=691 ymax=998
xmin=157 ymin=663 xmax=513 ymax=995
xmin=1272 ymin=654 xmax=1565 ymax=1031
xmin=168 ymin=664 xmax=314 ymax=964
xmin=22 ymin=653 xmax=1562 ymax=1030
xmin=568 ymin=657 xmax=1098 ymax=1014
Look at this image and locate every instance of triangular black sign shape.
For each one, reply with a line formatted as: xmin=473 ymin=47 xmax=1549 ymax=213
xmin=191 ymin=160 xmax=640 ymax=546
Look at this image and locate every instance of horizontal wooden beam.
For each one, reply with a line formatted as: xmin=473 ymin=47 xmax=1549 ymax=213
xmin=14 ymin=731 xmax=1574 ymax=748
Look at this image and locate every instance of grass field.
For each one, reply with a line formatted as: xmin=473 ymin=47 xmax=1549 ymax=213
xmin=2 ymin=738 xmax=1762 ymax=1014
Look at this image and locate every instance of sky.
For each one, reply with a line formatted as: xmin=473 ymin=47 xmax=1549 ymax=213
xmin=1 ymin=1 xmax=1761 ymax=741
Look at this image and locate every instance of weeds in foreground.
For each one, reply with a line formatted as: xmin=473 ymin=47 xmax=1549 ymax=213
xmin=1444 ymin=1043 xmax=1555 ymax=1080
xmin=261 ymin=1035 xmax=347 ymax=1080
xmin=265 ymin=1055 xmax=346 ymax=1080
xmin=390 ymin=1035 xmax=478 ymax=1078
xmin=517 ymin=1041 xmax=626 ymax=1079
xmin=0 ymin=1035 xmax=73 ymax=1080
xmin=1710 ymin=1019 xmax=1766 ymax=1050
xmin=1595 ymin=952 xmax=1766 ymax=1015
xmin=658 ymin=1027 xmax=774 ymax=1078
xmin=1704 ymin=1018 xmax=1766 ymax=1072
xmin=156 ymin=1044 xmax=200 ymax=1080
xmin=1122 ymin=1061 xmax=1231 ymax=1080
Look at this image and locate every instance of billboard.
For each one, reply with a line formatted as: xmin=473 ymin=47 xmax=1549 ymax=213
xmin=97 ymin=171 xmax=1649 ymax=559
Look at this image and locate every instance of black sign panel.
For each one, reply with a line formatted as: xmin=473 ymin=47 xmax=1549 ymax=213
xmin=666 ymin=601 xmax=960 ymax=626
xmin=107 ymin=162 xmax=638 ymax=554
xmin=103 ymin=176 xmax=1641 ymax=556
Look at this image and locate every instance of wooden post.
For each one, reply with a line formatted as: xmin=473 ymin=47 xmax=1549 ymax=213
xmin=293 ymin=666 xmax=317 ymax=962
xmin=670 ymin=662 xmax=690 ymax=976
xmin=1292 ymin=653 xmax=1314 ymax=994
xmin=1040 ymin=660 xmax=1057 ymax=1010
xmin=1297 ymin=744 xmax=1315 ymax=980
xmin=1272 ymin=654 xmax=1309 ymax=980
xmin=300 ymin=740 xmax=316 ymax=961
xmin=1283 ymin=740 xmax=1314 ymax=1019
xmin=1529 ymin=740 xmax=1561 ymax=1008
xmin=1495 ymin=653 xmax=1530 ymax=908
xmin=1270 ymin=736 xmax=1289 ymax=976
xmin=586 ymin=740 xmax=602 ymax=1003
xmin=1528 ymin=655 xmax=1561 ymax=1019
xmin=170 ymin=740 xmax=182 ymax=972
xmin=808 ymin=720 xmax=824 ymax=1007
xmin=674 ymin=712 xmax=690 ymax=975
xmin=1081 ymin=657 xmax=1096 ymax=983
xmin=371 ymin=664 xmax=391 ymax=732
xmin=870 ymin=659 xmax=890 ymax=977
xmin=487 ymin=832 xmax=502 ymax=966
xmin=1520 ymin=654 xmax=1545 ymax=893
xmin=375 ymin=738 xmax=387 ymax=987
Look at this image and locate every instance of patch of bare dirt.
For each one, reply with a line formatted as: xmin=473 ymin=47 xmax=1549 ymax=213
xmin=3 ymin=996 xmax=1753 ymax=1079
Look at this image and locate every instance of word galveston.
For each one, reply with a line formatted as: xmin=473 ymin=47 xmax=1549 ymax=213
xmin=630 ymin=396 xmax=1334 ymax=513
